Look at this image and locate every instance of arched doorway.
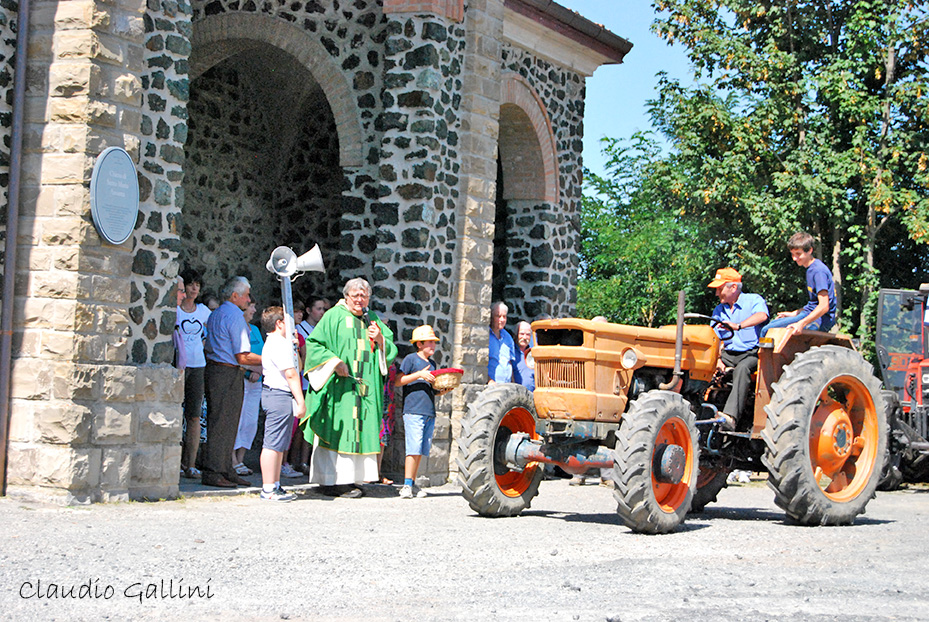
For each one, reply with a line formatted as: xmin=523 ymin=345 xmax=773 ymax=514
xmin=180 ymin=13 xmax=368 ymax=308
xmin=182 ymin=46 xmax=343 ymax=307
xmin=492 ymin=73 xmax=560 ymax=323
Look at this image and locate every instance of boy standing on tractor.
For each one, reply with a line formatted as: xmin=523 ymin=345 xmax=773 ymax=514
xmin=762 ymin=231 xmax=837 ymax=340
xmin=708 ymin=267 xmax=769 ymax=431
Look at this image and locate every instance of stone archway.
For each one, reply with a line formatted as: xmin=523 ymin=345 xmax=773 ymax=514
xmin=180 ymin=17 xmax=357 ymax=308
xmin=492 ymin=72 xmax=560 ymax=321
xmin=191 ymin=14 xmax=364 ymax=169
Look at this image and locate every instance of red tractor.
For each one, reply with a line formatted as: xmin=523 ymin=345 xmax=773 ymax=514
xmin=875 ymin=284 xmax=929 ymax=488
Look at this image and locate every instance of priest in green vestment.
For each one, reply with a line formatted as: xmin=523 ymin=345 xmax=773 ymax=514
xmin=302 ymin=278 xmax=397 ymax=497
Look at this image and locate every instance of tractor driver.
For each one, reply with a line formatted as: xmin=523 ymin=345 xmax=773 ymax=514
xmin=708 ymin=267 xmax=770 ymax=431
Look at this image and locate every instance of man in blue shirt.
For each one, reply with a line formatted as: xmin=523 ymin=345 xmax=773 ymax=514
xmin=709 ymin=267 xmax=769 ymax=431
xmin=488 ymin=301 xmax=517 ymax=384
xmin=202 ymin=276 xmax=262 ymax=488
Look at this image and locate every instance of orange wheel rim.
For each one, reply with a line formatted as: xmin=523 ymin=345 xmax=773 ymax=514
xmin=650 ymin=417 xmax=695 ymax=512
xmin=808 ymin=375 xmax=879 ymax=502
xmin=494 ymin=407 xmax=540 ymax=497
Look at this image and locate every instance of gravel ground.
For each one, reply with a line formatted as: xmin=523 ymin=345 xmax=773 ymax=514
xmin=2 ymin=477 xmax=929 ymax=622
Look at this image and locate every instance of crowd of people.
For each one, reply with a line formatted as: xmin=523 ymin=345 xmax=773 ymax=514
xmin=171 ymin=230 xmax=835 ymax=499
xmin=173 ymin=273 xmax=458 ymax=502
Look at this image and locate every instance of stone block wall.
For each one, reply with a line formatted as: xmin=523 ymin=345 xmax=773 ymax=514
xmin=5 ymin=0 xmax=184 ymax=504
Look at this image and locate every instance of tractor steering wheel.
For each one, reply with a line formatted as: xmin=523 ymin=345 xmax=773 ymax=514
xmin=683 ymin=313 xmax=735 ymax=341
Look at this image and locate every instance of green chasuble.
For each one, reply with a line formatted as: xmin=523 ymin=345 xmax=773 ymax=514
xmin=302 ymin=301 xmax=397 ymax=455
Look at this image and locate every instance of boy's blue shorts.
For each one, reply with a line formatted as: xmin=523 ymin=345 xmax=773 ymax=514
xmin=403 ymin=413 xmax=436 ymax=456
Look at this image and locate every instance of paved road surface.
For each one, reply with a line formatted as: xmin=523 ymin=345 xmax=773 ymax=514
xmin=2 ymin=478 xmax=928 ymax=621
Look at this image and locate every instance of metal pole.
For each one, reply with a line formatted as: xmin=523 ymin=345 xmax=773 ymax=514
xmin=279 ymin=275 xmax=298 ymax=369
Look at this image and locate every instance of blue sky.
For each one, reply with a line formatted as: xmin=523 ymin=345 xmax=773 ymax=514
xmin=555 ymin=1 xmax=693 ymax=179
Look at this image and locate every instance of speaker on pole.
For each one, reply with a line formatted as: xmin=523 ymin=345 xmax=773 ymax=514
xmin=266 ymin=246 xmax=297 ymax=277
xmin=294 ymin=244 xmax=325 ymax=273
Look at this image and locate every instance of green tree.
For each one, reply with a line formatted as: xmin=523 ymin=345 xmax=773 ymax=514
xmin=648 ymin=0 xmax=929 ymax=337
xmin=579 ymin=134 xmax=722 ymax=326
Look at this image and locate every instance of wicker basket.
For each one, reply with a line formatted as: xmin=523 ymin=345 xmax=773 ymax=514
xmin=433 ymin=367 xmax=463 ymax=390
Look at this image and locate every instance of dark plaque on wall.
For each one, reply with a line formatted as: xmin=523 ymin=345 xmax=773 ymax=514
xmin=90 ymin=147 xmax=140 ymax=245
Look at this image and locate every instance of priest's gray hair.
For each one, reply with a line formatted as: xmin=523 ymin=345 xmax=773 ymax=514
xmin=342 ymin=277 xmax=371 ymax=298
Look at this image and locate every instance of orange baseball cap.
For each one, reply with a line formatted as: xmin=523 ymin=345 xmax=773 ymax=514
xmin=708 ymin=267 xmax=742 ymax=288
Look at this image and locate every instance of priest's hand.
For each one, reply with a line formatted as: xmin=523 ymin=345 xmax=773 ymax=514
xmin=334 ymin=361 xmax=350 ymax=377
xmin=367 ymin=322 xmax=384 ymax=348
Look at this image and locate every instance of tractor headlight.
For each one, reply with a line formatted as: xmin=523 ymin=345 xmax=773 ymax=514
xmin=621 ymin=348 xmax=638 ymax=369
xmin=923 ymin=373 xmax=929 ymax=397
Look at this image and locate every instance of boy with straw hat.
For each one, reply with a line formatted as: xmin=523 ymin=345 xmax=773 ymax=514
xmin=394 ymin=325 xmax=449 ymax=499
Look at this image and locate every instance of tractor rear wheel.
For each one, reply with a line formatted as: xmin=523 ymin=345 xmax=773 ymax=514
xmin=611 ymin=391 xmax=699 ymax=534
xmin=457 ymin=383 xmax=542 ymax=517
xmin=762 ymin=346 xmax=886 ymax=525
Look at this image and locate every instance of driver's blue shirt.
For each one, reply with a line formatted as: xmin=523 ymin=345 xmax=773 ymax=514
xmin=712 ymin=293 xmax=769 ymax=353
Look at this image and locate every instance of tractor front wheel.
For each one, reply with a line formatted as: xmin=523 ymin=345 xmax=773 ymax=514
xmin=762 ymin=346 xmax=886 ymax=525
xmin=612 ymin=391 xmax=699 ymax=534
xmin=456 ymin=383 xmax=542 ymax=517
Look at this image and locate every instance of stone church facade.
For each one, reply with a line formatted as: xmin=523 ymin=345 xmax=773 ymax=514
xmin=0 ymin=0 xmax=630 ymax=502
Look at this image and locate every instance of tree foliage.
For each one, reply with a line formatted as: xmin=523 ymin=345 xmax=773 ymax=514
xmin=580 ymin=1 xmax=929 ymax=338
xmin=579 ymin=134 xmax=721 ymax=326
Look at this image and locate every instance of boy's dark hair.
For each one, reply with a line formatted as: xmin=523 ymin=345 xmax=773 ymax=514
xmin=261 ymin=306 xmax=284 ymax=335
xmin=179 ymin=267 xmax=202 ymax=287
xmin=787 ymin=231 xmax=814 ymax=252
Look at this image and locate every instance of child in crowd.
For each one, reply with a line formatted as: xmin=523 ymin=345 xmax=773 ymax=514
xmin=394 ymin=325 xmax=448 ymax=499
xmin=258 ymin=306 xmax=306 ymax=502
xmin=761 ymin=231 xmax=837 ymax=339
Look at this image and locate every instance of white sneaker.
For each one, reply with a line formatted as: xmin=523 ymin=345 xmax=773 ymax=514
xmin=399 ymin=485 xmax=414 ymax=499
xmin=412 ymin=485 xmax=427 ymax=498
xmin=280 ymin=463 xmax=302 ymax=478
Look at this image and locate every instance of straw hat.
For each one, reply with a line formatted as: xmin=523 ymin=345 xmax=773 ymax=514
xmin=411 ymin=325 xmax=438 ymax=343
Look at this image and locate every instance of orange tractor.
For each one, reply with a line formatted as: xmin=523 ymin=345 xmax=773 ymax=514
xmin=457 ymin=295 xmax=887 ymax=533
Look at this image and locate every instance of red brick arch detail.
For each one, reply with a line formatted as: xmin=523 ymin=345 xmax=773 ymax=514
xmin=500 ymin=72 xmax=559 ymax=203
xmin=190 ymin=14 xmax=364 ymax=168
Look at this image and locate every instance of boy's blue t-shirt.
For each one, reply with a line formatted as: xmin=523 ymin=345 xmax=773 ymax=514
xmin=803 ymin=258 xmax=837 ymax=327
xmin=400 ymin=352 xmax=436 ymax=417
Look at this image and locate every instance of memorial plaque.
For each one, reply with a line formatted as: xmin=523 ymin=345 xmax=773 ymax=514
xmin=90 ymin=147 xmax=140 ymax=245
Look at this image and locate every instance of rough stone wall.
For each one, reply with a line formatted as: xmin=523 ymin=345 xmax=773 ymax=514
xmin=0 ymin=1 xmax=16 ymax=283
xmin=270 ymin=89 xmax=344 ymax=303
xmin=372 ymin=9 xmax=465 ymax=484
xmin=130 ymin=0 xmax=192 ymax=365
xmin=497 ymin=42 xmax=583 ymax=323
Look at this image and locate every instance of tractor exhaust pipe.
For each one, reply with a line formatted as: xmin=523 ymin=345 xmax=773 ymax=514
xmin=658 ymin=290 xmax=686 ymax=391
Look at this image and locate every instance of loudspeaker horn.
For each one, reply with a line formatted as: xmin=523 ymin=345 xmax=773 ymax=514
xmin=294 ymin=244 xmax=325 ymax=273
xmin=266 ymin=246 xmax=297 ymax=277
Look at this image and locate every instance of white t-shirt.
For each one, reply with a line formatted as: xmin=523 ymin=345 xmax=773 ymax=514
xmin=175 ymin=303 xmax=212 ymax=368
xmin=262 ymin=332 xmax=299 ymax=392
